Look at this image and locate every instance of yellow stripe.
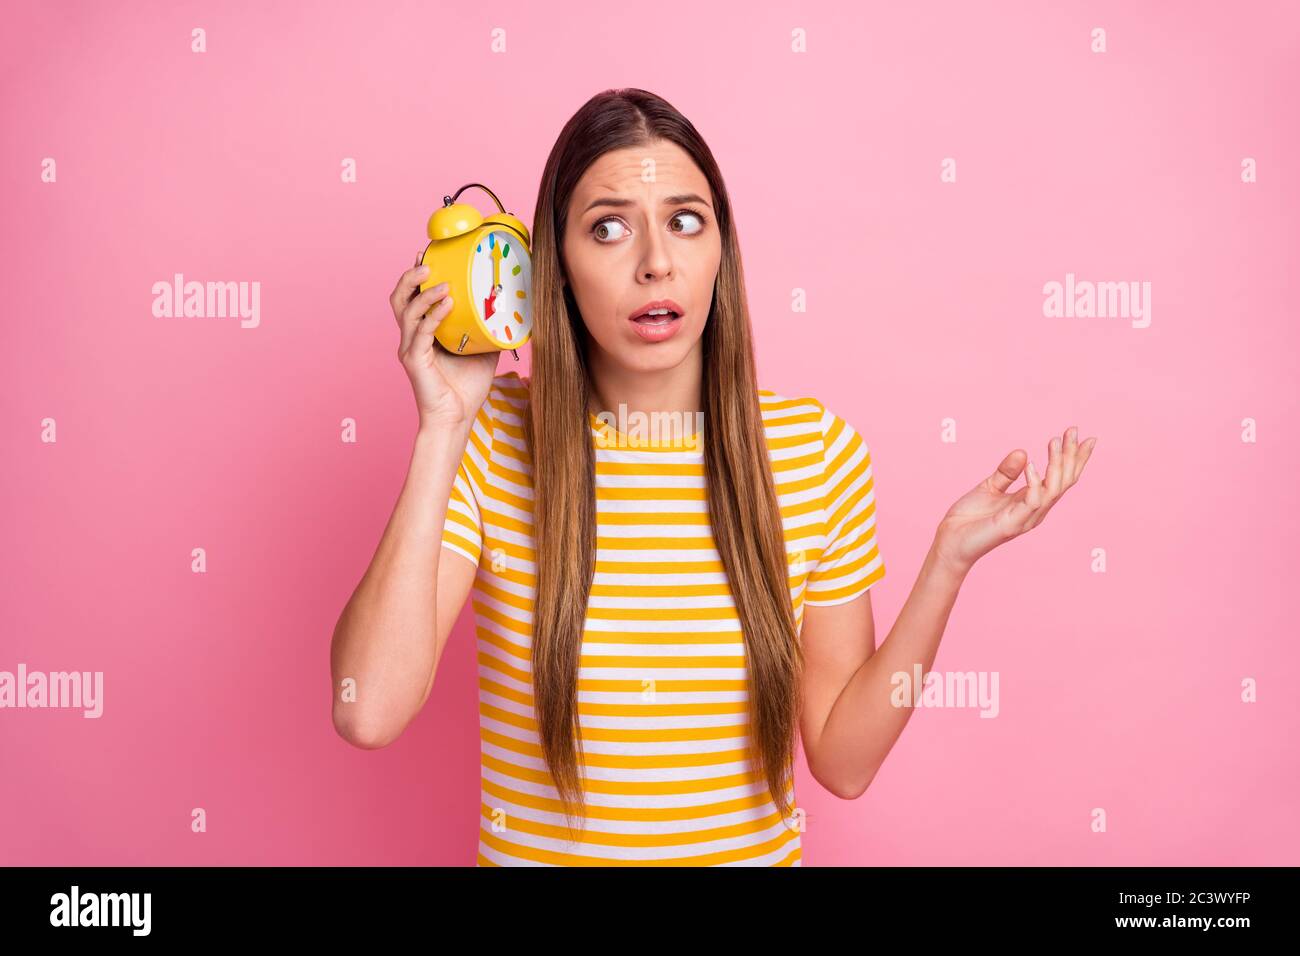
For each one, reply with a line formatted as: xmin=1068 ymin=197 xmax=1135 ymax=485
xmin=808 ymin=559 xmax=886 ymax=600
xmin=481 ymin=732 xmax=756 ymax=771
xmin=476 ymin=818 xmax=800 ymax=866
xmin=481 ymin=776 xmax=778 ymax=821
xmin=482 ymin=718 xmax=750 ymax=747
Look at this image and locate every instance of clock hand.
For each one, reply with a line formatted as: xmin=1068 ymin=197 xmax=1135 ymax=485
xmin=484 ymin=235 xmax=504 ymax=320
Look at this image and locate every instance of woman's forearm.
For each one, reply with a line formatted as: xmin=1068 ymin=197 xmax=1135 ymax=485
xmin=814 ymin=538 xmax=970 ymax=797
xmin=329 ymin=422 xmax=472 ymax=748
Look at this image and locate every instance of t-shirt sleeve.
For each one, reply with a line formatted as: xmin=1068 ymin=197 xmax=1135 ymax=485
xmin=804 ymin=403 xmax=886 ymax=606
xmin=439 ymin=400 xmax=493 ymax=568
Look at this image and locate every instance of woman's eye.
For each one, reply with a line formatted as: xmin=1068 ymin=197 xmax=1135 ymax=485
xmin=669 ymin=211 xmax=706 ymax=235
xmin=592 ymin=211 xmax=707 ymax=243
xmin=592 ymin=219 xmax=628 ymax=242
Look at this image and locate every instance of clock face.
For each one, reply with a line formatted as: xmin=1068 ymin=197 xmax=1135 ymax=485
xmin=469 ymin=229 xmax=532 ymax=347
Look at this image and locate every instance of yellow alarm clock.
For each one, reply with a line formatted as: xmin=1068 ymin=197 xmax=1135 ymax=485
xmin=418 ymin=183 xmax=533 ymax=357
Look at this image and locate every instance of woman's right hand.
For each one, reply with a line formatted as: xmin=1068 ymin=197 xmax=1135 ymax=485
xmin=390 ymin=254 xmax=500 ymax=431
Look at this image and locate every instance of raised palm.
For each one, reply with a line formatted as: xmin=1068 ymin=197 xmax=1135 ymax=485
xmin=935 ymin=428 xmax=1097 ymax=574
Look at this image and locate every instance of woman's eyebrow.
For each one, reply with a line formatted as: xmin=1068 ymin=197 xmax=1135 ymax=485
xmin=581 ymin=192 xmax=712 ymax=214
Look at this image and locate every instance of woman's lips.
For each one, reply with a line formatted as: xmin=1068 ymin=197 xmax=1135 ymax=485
xmin=628 ymin=312 xmax=683 ymax=342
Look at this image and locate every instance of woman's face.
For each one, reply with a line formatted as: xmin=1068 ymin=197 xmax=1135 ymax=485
xmin=561 ymin=139 xmax=722 ymax=373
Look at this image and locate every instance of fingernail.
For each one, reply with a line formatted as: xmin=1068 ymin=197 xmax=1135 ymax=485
xmin=1052 ymin=437 xmax=1061 ymax=453
xmin=414 ymin=264 xmax=429 ymax=276
xmin=1068 ymin=427 xmax=1077 ymax=443
xmin=1028 ymin=460 xmax=1038 ymax=480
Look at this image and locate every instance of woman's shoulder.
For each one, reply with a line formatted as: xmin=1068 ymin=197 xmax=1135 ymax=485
xmin=757 ymin=386 xmax=874 ymax=467
xmin=489 ymin=369 xmax=531 ymax=401
xmin=469 ymin=370 xmax=530 ymax=434
xmin=757 ymin=395 xmax=876 ymax=547
xmin=757 ymin=386 xmax=836 ymax=442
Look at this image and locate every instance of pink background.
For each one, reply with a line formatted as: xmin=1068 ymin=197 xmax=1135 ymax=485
xmin=3 ymin=0 xmax=1297 ymax=866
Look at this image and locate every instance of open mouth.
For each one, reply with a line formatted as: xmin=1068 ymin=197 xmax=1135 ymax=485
xmin=631 ymin=310 xmax=680 ymax=325
xmin=629 ymin=298 xmax=685 ymax=323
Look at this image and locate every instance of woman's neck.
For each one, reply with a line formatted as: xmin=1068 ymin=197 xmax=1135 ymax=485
xmin=584 ymin=346 xmax=705 ymax=426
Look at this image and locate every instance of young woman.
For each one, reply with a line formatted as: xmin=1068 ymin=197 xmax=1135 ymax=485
xmin=330 ymin=88 xmax=1097 ymax=866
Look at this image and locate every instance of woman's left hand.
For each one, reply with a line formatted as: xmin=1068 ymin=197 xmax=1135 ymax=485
xmin=933 ymin=426 xmax=1097 ymax=576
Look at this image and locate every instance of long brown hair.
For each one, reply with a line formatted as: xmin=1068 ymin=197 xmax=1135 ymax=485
xmin=524 ymin=88 xmax=803 ymax=840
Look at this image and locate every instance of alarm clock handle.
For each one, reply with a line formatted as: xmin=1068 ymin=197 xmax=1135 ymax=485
xmin=447 ymin=182 xmax=509 ymax=215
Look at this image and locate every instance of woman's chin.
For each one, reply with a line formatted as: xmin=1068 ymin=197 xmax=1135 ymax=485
xmin=584 ymin=320 xmax=703 ymax=373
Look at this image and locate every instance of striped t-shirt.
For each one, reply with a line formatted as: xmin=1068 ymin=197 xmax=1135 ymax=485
xmin=439 ymin=371 xmax=885 ymax=866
